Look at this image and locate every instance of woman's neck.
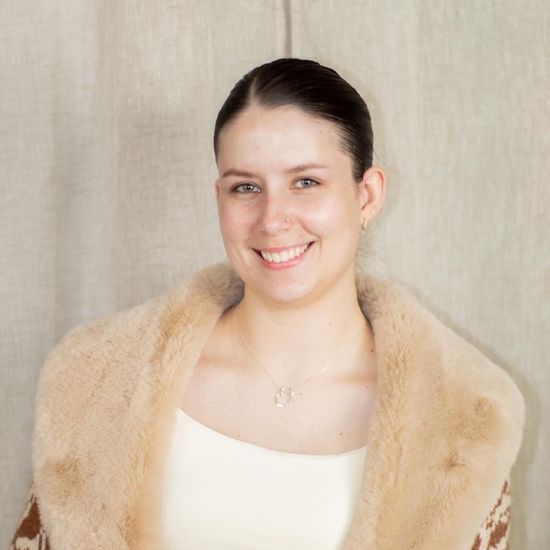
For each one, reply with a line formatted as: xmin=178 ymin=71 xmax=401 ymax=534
xmin=221 ymin=279 xmax=375 ymax=385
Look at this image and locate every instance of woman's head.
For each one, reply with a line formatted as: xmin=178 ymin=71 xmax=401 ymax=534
xmin=214 ymin=58 xmax=373 ymax=182
xmin=212 ymin=58 xmax=385 ymax=306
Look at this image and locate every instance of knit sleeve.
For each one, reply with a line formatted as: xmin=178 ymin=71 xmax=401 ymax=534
xmin=9 ymin=481 xmax=50 ymax=550
xmin=470 ymin=479 xmax=511 ymax=550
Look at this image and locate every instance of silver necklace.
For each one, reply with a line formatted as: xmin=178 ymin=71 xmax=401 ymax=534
xmin=235 ymin=302 xmax=366 ymax=408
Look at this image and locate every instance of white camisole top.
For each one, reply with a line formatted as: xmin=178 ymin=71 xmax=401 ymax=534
xmin=162 ymin=408 xmax=367 ymax=550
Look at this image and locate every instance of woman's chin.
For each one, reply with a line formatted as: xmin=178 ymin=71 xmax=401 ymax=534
xmin=228 ymin=245 xmax=337 ymax=305
xmin=245 ymin=275 xmax=320 ymax=306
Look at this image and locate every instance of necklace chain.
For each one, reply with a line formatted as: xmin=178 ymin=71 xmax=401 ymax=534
xmin=234 ymin=301 xmax=365 ymax=408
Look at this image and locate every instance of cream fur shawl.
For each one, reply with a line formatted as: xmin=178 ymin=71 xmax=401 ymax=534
xmin=21 ymin=261 xmax=524 ymax=549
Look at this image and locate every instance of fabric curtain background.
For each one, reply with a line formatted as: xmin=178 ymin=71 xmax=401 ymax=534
xmin=1 ymin=1 xmax=547 ymax=547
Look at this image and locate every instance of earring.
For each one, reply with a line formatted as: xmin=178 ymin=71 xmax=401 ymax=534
xmin=361 ymin=210 xmax=375 ymax=231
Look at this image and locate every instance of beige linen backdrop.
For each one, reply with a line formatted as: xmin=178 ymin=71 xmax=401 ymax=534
xmin=1 ymin=1 xmax=548 ymax=547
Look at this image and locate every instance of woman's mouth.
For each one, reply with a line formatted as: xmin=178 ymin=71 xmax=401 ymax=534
xmin=253 ymin=241 xmax=315 ymax=270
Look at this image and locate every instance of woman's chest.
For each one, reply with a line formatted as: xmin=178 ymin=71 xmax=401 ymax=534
xmin=179 ymin=354 xmax=377 ymax=455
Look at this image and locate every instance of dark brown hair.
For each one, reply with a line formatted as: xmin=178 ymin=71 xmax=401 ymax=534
xmin=213 ymin=58 xmax=373 ymax=181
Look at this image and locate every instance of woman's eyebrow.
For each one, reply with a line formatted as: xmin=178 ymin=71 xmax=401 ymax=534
xmin=221 ymin=168 xmax=258 ymax=179
xmin=221 ymin=163 xmax=329 ymax=179
xmin=287 ymin=163 xmax=329 ymax=173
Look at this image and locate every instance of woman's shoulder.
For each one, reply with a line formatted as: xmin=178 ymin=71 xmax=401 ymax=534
xmin=35 ymin=291 xmax=168 ymax=401
xmin=356 ymin=270 xmax=525 ymax=432
xmin=33 ymin=262 xmax=240 ymax=423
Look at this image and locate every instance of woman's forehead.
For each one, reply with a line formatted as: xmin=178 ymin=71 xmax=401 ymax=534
xmin=220 ymin=103 xmax=337 ymax=137
xmin=216 ymin=104 xmax=348 ymax=169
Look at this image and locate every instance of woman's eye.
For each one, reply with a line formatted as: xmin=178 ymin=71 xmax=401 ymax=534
xmin=231 ymin=179 xmax=318 ymax=193
xmin=295 ymin=178 xmax=319 ymax=189
xmin=233 ymin=183 xmax=260 ymax=193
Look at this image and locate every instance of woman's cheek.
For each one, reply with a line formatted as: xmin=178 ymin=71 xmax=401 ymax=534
xmin=309 ymin=200 xmax=345 ymax=231
xmin=219 ymin=202 xmax=248 ymax=234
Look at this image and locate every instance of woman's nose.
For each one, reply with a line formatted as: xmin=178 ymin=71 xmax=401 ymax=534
xmin=256 ymin=194 xmax=294 ymax=235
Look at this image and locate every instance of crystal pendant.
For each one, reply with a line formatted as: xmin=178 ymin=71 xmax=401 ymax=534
xmin=274 ymin=386 xmax=294 ymax=407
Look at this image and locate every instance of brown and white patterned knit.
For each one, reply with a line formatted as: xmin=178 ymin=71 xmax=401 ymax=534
xmin=9 ymin=483 xmax=49 ymax=550
xmin=471 ymin=480 xmax=511 ymax=550
xmin=10 ymin=479 xmax=511 ymax=550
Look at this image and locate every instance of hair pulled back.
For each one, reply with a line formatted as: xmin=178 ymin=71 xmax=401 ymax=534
xmin=213 ymin=58 xmax=373 ymax=181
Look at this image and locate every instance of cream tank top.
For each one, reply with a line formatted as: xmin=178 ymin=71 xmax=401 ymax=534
xmin=161 ymin=407 xmax=367 ymax=550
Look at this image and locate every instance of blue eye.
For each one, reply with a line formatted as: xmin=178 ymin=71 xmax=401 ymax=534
xmin=233 ymin=183 xmax=260 ymax=193
xmin=295 ymin=178 xmax=319 ymax=188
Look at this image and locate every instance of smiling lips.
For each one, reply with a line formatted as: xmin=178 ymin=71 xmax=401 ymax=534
xmin=254 ymin=242 xmax=314 ymax=267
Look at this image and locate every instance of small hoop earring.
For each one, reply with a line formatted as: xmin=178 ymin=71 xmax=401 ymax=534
xmin=361 ymin=209 xmax=375 ymax=230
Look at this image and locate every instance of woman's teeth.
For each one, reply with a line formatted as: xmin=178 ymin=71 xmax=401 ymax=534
xmin=259 ymin=243 xmax=309 ymax=263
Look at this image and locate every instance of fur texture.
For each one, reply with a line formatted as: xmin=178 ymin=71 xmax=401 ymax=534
xmin=25 ymin=261 xmax=524 ymax=549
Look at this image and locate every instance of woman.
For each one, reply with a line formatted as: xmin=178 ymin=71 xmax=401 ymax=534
xmin=11 ymin=58 xmax=524 ymax=549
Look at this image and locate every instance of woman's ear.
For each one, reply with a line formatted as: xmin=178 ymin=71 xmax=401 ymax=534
xmin=214 ymin=180 xmax=221 ymax=206
xmin=358 ymin=166 xmax=386 ymax=223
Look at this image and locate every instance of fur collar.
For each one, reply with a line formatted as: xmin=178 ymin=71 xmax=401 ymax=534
xmin=31 ymin=261 xmax=524 ymax=549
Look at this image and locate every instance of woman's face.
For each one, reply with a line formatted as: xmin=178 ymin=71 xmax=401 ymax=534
xmin=214 ymin=103 xmax=372 ymax=306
